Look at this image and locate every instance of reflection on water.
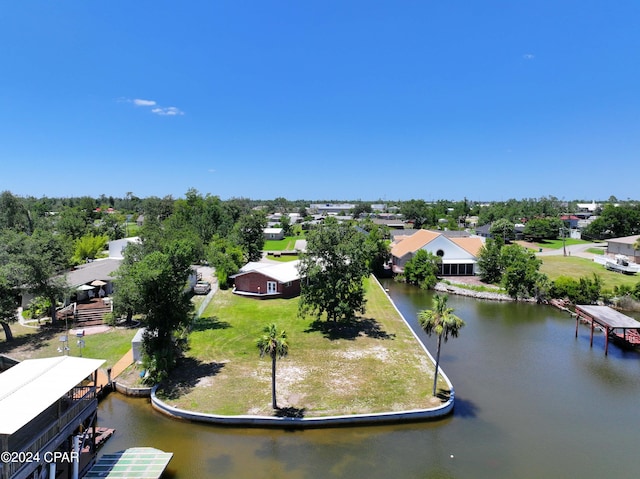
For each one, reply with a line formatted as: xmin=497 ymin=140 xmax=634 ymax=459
xmin=98 ymin=279 xmax=640 ymax=479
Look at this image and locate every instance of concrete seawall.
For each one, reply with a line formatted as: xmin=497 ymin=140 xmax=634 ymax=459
xmin=114 ymin=381 xmax=152 ymax=397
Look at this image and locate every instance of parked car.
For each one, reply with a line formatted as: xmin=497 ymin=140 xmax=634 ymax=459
xmin=193 ymin=281 xmax=211 ymax=295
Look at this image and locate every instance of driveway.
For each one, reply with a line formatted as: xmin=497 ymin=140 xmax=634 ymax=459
xmin=535 ymin=242 xmax=604 ymax=259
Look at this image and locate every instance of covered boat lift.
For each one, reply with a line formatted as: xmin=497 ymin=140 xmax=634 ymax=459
xmin=575 ymin=305 xmax=640 ymax=355
xmin=84 ymin=447 xmax=173 ymax=478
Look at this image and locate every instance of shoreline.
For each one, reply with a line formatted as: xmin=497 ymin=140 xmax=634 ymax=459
xmin=433 ymin=280 xmax=516 ymax=302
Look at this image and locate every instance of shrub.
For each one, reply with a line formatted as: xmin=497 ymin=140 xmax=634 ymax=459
xmin=551 ymin=274 xmax=601 ymax=304
xmin=103 ymin=312 xmax=117 ymax=326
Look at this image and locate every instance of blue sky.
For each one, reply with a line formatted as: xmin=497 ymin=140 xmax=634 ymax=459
xmin=1 ymin=1 xmax=638 ymax=202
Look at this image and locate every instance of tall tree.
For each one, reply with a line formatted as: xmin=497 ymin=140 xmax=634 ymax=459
xmin=351 ymin=203 xmax=372 ymax=219
xmin=56 ymin=206 xmax=94 ymax=240
xmin=477 ymin=238 xmax=503 ymax=284
xmin=298 ymin=220 xmax=370 ymax=322
xmin=0 ymin=275 xmax=18 ymax=341
xmin=279 ymin=214 xmax=292 ymax=237
xmin=206 ymin=235 xmax=244 ymax=289
xmin=167 ymin=189 xmax=229 ymax=245
xmin=500 ymin=244 xmax=544 ymax=299
xmin=18 ymin=230 xmax=72 ymax=324
xmin=256 ymin=324 xmax=289 ymax=409
xmin=235 ymin=211 xmax=267 ymax=262
xmin=362 ymin=222 xmax=390 ymax=276
xmin=523 ymin=217 xmax=563 ymax=242
xmin=99 ymin=213 xmax=126 ymax=240
xmin=400 ymin=199 xmax=432 ymax=229
xmin=0 ymin=191 xmax=32 ymax=233
xmin=489 ymin=219 xmax=515 ymax=242
xmin=112 ymin=239 xmax=196 ymax=383
xmin=582 ymin=204 xmax=640 ymax=239
xmin=418 ymin=294 xmax=465 ymax=396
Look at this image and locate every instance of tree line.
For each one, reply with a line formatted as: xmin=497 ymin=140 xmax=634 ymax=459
xmin=2 ymin=188 xmax=639 ymax=382
xmin=0 ymin=189 xmax=390 ymax=385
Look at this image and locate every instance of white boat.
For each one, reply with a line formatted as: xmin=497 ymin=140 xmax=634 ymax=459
xmin=604 ymin=255 xmax=640 ymax=275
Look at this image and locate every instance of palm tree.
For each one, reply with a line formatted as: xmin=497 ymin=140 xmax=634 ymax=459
xmin=256 ymin=324 xmax=289 ymax=409
xmin=418 ymin=294 xmax=465 ymax=396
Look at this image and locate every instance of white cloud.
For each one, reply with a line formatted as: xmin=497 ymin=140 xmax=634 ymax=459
xmin=151 ymin=106 xmax=184 ymax=116
xmin=120 ymin=97 xmax=184 ymax=116
xmin=133 ymin=98 xmax=157 ymax=106
xmin=523 ymin=54 xmax=535 ymax=60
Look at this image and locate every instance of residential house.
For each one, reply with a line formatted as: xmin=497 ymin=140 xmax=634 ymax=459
xmin=263 ymin=228 xmax=284 ymax=240
xmin=560 ymin=215 xmax=580 ymax=229
xmin=475 ymin=223 xmax=525 ymax=241
xmin=231 ymin=260 xmax=301 ymax=298
xmin=391 ymin=230 xmax=484 ymax=276
xmin=21 ymin=258 xmax=122 ymax=311
xmin=606 ymin=235 xmax=640 ymax=263
xmin=475 ymin=224 xmax=492 ymax=238
xmin=373 ymin=218 xmax=407 ymax=229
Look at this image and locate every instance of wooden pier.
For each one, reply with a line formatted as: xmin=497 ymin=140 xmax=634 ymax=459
xmin=575 ymin=305 xmax=640 ymax=355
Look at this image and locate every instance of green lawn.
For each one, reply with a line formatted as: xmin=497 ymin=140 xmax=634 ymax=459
xmin=540 ymin=256 xmax=640 ymax=291
xmin=534 ymin=238 xmax=592 ymax=249
xmin=0 ymin=323 xmax=137 ymax=369
xmin=157 ymin=277 xmax=446 ymax=417
xmin=265 ymin=254 xmax=299 ymax=262
xmin=263 ymin=236 xmax=300 ymax=251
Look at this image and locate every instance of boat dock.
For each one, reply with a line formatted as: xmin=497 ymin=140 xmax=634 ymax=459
xmin=575 ymin=305 xmax=640 ymax=355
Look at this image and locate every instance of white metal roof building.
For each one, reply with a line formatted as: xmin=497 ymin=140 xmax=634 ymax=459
xmin=233 ymin=260 xmax=301 ymax=284
xmin=0 ymin=356 xmax=104 ymax=436
xmin=0 ymin=356 xmax=105 ymax=479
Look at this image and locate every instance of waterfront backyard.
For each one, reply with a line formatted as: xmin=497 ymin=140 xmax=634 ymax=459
xmin=155 ymin=277 xmax=447 ymax=417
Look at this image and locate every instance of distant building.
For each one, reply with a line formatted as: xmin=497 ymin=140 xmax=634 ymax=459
xmin=263 ymin=228 xmax=284 ymax=240
xmin=309 ymin=203 xmax=356 ymax=215
xmin=560 ymin=215 xmax=580 ymax=229
xmin=576 ymin=201 xmax=600 ymax=213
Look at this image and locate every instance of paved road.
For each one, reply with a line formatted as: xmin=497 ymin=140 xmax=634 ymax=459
xmin=535 ymin=242 xmax=604 ymax=259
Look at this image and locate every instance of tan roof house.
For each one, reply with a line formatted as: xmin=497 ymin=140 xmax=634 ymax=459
xmin=391 ymin=229 xmax=484 ymax=276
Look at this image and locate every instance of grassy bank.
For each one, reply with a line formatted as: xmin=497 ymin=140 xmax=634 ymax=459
xmin=157 ymin=277 xmax=445 ymax=417
xmin=540 ymin=256 xmax=640 ymax=290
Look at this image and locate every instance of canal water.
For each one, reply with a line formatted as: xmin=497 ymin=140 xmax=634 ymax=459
xmin=97 ymin=280 xmax=640 ymax=478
